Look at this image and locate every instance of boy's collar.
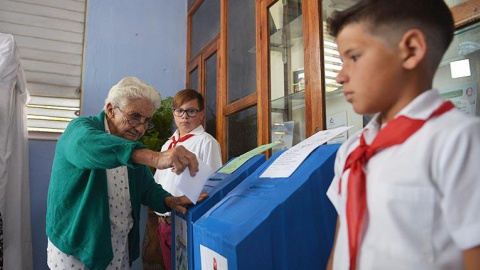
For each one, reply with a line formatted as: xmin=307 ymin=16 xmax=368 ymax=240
xmin=172 ymin=125 xmax=205 ymax=139
xmin=393 ymin=89 xmax=444 ymax=121
xmin=362 ymin=89 xmax=443 ymax=143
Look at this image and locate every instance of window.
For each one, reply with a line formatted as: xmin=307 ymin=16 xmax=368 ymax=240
xmin=0 ymin=0 xmax=86 ymax=139
xmin=187 ymin=0 xmax=221 ymax=158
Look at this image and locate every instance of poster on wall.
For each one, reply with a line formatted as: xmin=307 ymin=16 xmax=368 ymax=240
xmin=326 ymin=111 xmax=348 ymax=144
xmin=439 ymin=82 xmax=478 ymax=117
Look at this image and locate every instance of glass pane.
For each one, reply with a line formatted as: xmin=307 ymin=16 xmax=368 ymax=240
xmin=323 ymin=0 xmax=363 ymax=145
xmin=189 ymin=67 xmax=198 ymax=91
xmin=433 ymin=21 xmax=480 ymax=117
xmin=227 ymin=106 xmax=257 ymax=159
xmin=191 ymin=0 xmax=220 ymax=57
xmin=205 ymin=53 xmax=218 ymax=137
xmin=269 ymin=0 xmax=305 ymax=153
xmin=227 ymin=0 xmax=256 ymax=103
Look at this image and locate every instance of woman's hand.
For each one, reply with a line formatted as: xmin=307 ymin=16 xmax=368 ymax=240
xmin=164 ymin=191 xmax=209 ymax=215
xmin=156 ymin=145 xmax=199 ymax=176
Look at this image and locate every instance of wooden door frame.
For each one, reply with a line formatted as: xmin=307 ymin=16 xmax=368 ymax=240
xmin=218 ymin=0 xmax=227 ymax=162
xmin=187 ymin=0 xmax=225 ymax=161
xmin=302 ymin=0 xmax=326 ymax=136
xmin=187 ymin=37 xmax=220 ymax=93
xmin=451 ymin=0 xmax=480 ymax=29
xmin=256 ymin=0 xmax=325 ymax=148
xmin=218 ymin=0 xmax=260 ymax=161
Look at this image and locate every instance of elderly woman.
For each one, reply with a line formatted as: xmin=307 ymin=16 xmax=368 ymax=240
xmin=46 ymin=77 xmax=207 ymax=269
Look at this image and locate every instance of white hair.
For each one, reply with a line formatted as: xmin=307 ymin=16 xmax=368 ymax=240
xmin=104 ymin=77 xmax=162 ymax=110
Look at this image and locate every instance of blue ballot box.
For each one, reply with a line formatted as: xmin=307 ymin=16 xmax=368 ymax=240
xmin=171 ymin=154 xmax=266 ymax=270
xmin=192 ymin=144 xmax=340 ymax=270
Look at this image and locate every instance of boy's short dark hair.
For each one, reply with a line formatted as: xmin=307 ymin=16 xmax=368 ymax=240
xmin=173 ymin=89 xmax=205 ymax=111
xmin=327 ymin=0 xmax=454 ymax=59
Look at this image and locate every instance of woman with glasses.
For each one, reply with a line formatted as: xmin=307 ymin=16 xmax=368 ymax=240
xmin=154 ymin=88 xmax=222 ymax=270
xmin=46 ymin=77 xmax=207 ymax=269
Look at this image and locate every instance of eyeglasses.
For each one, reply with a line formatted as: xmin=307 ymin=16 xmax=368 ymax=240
xmin=116 ymin=107 xmax=154 ymax=129
xmin=172 ymin=107 xmax=200 ymax=117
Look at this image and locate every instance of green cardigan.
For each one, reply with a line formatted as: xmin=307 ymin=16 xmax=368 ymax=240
xmin=46 ymin=111 xmax=172 ymax=269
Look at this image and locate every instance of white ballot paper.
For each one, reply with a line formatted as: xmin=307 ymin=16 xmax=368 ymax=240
xmin=260 ymin=126 xmax=352 ymax=178
xmin=175 ymin=159 xmax=214 ymax=204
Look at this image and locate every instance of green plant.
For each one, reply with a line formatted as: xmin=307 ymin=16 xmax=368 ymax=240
xmin=140 ymin=96 xmax=174 ymax=151
xmin=140 ymin=97 xmax=174 ymax=261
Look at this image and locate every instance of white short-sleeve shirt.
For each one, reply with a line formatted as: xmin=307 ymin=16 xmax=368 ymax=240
xmin=327 ymin=89 xmax=480 ymax=270
xmin=153 ymin=125 xmax=222 ymax=211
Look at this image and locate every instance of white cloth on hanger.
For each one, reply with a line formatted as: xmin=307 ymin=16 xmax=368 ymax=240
xmin=0 ymin=33 xmax=33 ymax=270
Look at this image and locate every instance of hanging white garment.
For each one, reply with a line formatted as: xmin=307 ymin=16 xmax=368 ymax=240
xmin=0 ymin=33 xmax=33 ymax=270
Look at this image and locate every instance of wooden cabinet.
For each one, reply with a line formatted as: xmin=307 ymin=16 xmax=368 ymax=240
xmin=187 ymin=0 xmax=480 ymax=160
xmin=257 ymin=0 xmax=326 ymax=155
xmin=188 ymin=0 xmax=331 ymax=160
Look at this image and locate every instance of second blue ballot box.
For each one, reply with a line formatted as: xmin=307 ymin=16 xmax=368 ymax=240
xmin=192 ymin=144 xmax=340 ymax=270
xmin=171 ymin=154 xmax=266 ymax=270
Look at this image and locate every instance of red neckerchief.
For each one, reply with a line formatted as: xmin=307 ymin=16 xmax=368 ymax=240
xmin=340 ymin=101 xmax=454 ymax=270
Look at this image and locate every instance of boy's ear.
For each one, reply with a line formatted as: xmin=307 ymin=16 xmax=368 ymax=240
xmin=398 ymin=29 xmax=427 ymax=70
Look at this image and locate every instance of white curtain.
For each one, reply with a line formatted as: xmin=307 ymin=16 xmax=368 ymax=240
xmin=0 ymin=33 xmax=33 ymax=270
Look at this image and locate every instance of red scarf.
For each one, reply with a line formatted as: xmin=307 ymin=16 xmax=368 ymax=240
xmin=167 ymin=134 xmax=194 ymax=150
xmin=340 ymin=101 xmax=454 ymax=270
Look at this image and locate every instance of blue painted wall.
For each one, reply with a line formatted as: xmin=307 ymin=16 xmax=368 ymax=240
xmin=29 ymin=140 xmax=56 ymax=270
xmin=29 ymin=1 xmax=186 ymax=269
xmin=83 ymin=1 xmax=187 ymax=115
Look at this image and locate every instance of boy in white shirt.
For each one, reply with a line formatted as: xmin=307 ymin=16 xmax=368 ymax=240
xmin=325 ymin=0 xmax=480 ymax=269
xmin=153 ymin=89 xmax=222 ymax=269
